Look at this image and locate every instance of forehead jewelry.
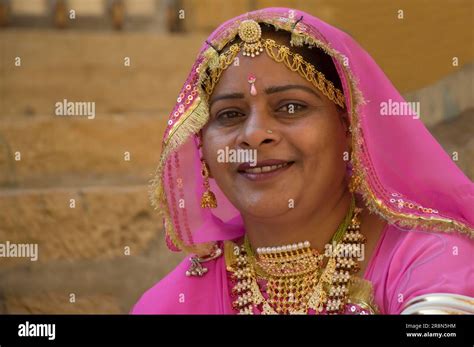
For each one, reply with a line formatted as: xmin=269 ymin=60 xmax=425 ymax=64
xmin=201 ymin=20 xmax=346 ymax=108
xmin=247 ymin=74 xmax=257 ymax=96
xmin=238 ymin=19 xmax=263 ymax=57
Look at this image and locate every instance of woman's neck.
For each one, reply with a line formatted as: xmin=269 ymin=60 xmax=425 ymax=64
xmin=242 ymin=187 xmax=353 ymax=253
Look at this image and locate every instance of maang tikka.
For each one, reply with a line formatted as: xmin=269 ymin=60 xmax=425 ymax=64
xmin=201 ymin=19 xmax=346 ymax=108
xmin=239 ymin=19 xmax=264 ymax=57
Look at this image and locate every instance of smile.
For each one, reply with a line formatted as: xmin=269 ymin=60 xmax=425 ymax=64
xmin=237 ymin=160 xmax=294 ymax=181
xmin=242 ymin=162 xmax=289 ymax=174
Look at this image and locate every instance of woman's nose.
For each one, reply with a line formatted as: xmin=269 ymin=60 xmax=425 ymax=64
xmin=237 ymin=106 xmax=279 ymax=149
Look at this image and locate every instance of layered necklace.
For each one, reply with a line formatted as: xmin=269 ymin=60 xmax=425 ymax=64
xmin=229 ymin=196 xmax=367 ymax=314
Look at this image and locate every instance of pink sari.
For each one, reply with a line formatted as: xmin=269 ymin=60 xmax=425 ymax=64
xmin=132 ymin=8 xmax=473 ymax=314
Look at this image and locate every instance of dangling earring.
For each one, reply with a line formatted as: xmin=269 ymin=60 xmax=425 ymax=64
xmin=348 ymin=165 xmax=362 ymax=194
xmin=346 ymin=149 xmax=361 ymax=194
xmin=201 ymin=159 xmax=217 ymax=208
xmin=348 ymin=174 xmax=361 ymax=194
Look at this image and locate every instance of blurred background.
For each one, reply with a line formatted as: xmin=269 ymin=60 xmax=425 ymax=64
xmin=0 ymin=0 xmax=472 ymax=313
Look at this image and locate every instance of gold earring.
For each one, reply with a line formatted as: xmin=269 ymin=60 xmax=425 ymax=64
xmin=346 ymin=149 xmax=360 ymax=194
xmin=201 ymin=159 xmax=217 ymax=208
xmin=348 ymin=168 xmax=362 ymax=194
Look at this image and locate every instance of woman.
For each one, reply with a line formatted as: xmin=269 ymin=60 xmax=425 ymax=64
xmin=132 ymin=8 xmax=473 ymax=314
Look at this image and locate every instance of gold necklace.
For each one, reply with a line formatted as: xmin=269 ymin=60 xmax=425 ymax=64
xmin=230 ymin=196 xmax=367 ymax=314
xmin=244 ymin=237 xmax=324 ymax=314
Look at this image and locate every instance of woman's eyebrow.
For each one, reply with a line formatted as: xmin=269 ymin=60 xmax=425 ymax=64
xmin=209 ymin=92 xmax=244 ymax=107
xmin=265 ymin=84 xmax=322 ymax=100
xmin=209 ymin=84 xmax=321 ymax=108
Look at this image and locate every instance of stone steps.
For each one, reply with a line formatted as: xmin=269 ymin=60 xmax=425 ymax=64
xmin=0 ymin=222 xmax=183 ymax=313
xmin=1 ymin=30 xmax=207 ymax=116
xmin=0 ymin=183 xmax=184 ymax=313
xmin=0 ymin=185 xmax=163 ymax=265
xmin=0 ymin=114 xmax=166 ymax=188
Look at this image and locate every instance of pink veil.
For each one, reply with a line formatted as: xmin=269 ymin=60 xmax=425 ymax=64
xmin=151 ymin=7 xmax=473 ymax=257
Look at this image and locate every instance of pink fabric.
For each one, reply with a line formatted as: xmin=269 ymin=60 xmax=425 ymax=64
xmin=132 ymin=224 xmax=474 ymax=314
xmin=364 ymin=226 xmax=474 ymax=314
xmin=133 ymin=7 xmax=474 ymax=314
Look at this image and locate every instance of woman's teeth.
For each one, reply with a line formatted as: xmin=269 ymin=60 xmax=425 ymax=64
xmin=243 ymin=162 xmax=289 ymax=174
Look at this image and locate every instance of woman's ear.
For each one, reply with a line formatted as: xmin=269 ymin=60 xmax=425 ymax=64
xmin=199 ymin=130 xmax=214 ymax=179
xmin=338 ymin=110 xmax=349 ymax=133
xmin=339 ymin=109 xmax=352 ymax=153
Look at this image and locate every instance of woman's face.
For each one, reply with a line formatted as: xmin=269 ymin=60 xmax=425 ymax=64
xmin=201 ymin=45 xmax=350 ymax=221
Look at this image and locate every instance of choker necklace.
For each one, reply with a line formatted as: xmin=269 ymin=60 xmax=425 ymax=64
xmin=254 ymin=240 xmax=323 ymax=278
xmin=230 ymin=196 xmax=367 ymax=314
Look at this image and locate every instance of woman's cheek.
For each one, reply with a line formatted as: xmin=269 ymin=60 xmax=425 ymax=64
xmin=203 ymin=138 xmax=227 ymax=176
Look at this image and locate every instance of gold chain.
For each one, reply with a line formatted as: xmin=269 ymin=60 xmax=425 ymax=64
xmin=201 ymin=39 xmax=345 ymax=108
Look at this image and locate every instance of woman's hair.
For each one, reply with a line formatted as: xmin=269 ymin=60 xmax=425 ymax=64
xmin=262 ymin=24 xmax=343 ymax=92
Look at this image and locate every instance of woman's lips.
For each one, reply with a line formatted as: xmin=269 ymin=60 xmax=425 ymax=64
xmin=237 ymin=160 xmax=295 ymax=181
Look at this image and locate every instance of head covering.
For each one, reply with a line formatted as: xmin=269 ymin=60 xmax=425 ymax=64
xmin=151 ymin=7 xmax=473 ymax=257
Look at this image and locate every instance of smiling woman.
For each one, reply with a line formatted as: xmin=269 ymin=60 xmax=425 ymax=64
xmin=131 ymin=8 xmax=474 ymax=315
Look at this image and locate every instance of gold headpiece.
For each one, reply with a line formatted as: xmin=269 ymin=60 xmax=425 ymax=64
xmin=201 ymin=19 xmax=345 ymax=108
xmin=238 ymin=19 xmax=264 ymax=57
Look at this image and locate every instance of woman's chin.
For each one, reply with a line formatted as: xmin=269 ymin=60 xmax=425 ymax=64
xmin=238 ymin=201 xmax=295 ymax=219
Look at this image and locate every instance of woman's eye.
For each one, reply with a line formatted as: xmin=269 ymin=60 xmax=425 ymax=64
xmin=277 ymin=103 xmax=306 ymax=114
xmin=217 ymin=110 xmax=244 ymax=120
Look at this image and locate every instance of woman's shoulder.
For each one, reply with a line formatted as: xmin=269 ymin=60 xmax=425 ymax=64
xmin=130 ymin=253 xmax=228 ymax=314
xmin=383 ymin=224 xmax=473 ymax=270
xmin=368 ymin=224 xmax=473 ymax=314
